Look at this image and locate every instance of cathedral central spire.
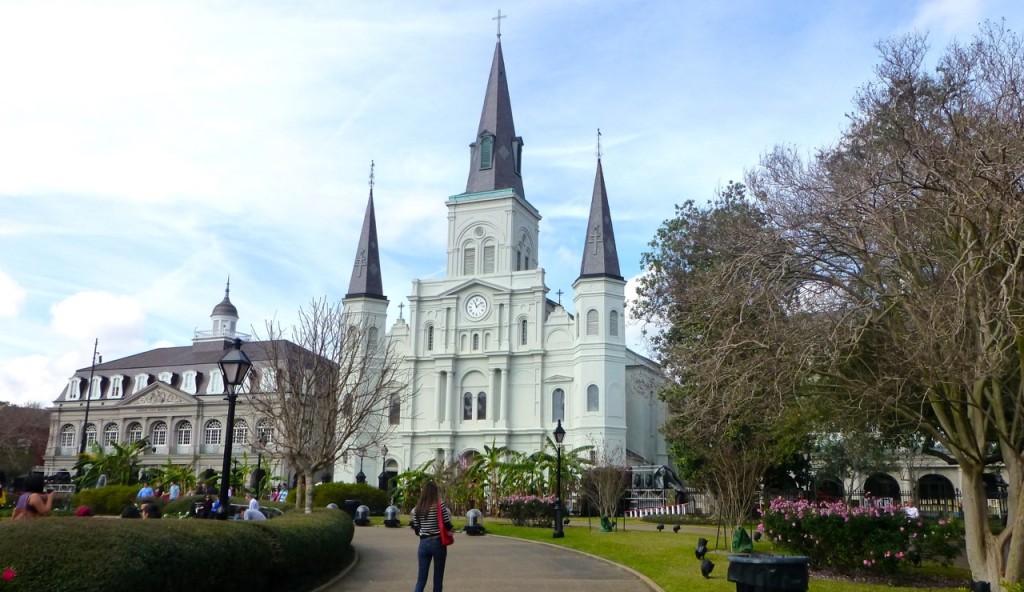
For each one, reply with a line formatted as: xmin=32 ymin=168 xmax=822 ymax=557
xmin=346 ymin=161 xmax=386 ymax=300
xmin=465 ymin=38 xmax=525 ymax=198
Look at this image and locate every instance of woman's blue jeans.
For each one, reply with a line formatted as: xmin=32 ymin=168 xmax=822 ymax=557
xmin=414 ymin=536 xmax=448 ymax=592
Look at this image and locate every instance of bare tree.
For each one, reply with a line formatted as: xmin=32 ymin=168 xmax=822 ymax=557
xmin=0 ymin=402 xmax=49 ymax=480
xmin=581 ymin=442 xmax=630 ymax=526
xmin=249 ymin=297 xmax=411 ymax=513
xmin=742 ymin=23 xmax=1024 ymax=585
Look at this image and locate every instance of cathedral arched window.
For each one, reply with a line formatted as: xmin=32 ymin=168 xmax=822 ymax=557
xmin=520 ymin=319 xmax=528 ymax=345
xmin=587 ymin=385 xmax=600 ymax=412
xmin=472 ymin=333 xmax=480 ymax=351
xmin=479 ymin=134 xmax=494 ymax=169
xmin=150 ymin=421 xmax=168 ymax=446
xmin=204 ymin=420 xmax=223 ymax=446
xmin=60 ymin=424 xmax=76 ymax=448
xmin=176 ymin=420 xmax=192 ymax=446
xmin=477 ymin=392 xmax=487 ymax=420
xmin=426 ymin=324 xmax=434 ymax=351
xmin=389 ymin=394 xmax=401 ymax=425
xmin=463 ymin=247 xmax=476 ymax=275
xmin=552 ymin=388 xmax=565 ymax=422
xmin=483 ymin=243 xmax=496 ymax=273
xmin=609 ymin=310 xmax=619 ymax=336
xmin=368 ymin=327 xmax=379 ymax=347
xmin=463 ymin=392 xmax=473 ymax=420
xmin=586 ymin=309 xmax=599 ymax=335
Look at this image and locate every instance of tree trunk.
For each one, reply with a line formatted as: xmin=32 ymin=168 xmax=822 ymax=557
xmin=961 ymin=460 xmax=1024 ymax=586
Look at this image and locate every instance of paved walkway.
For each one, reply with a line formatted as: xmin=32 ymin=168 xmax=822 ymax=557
xmin=320 ymin=525 xmax=661 ymax=592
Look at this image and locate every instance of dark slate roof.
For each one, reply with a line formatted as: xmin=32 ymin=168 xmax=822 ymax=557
xmin=211 ymin=282 xmax=238 ymax=317
xmin=579 ymin=159 xmax=623 ymax=280
xmin=345 ymin=188 xmax=386 ymax=300
xmin=59 ymin=339 xmax=306 ymax=402
xmin=465 ymin=40 xmax=525 ymax=198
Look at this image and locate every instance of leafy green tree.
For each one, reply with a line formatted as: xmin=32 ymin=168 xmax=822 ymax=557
xmin=73 ymin=438 xmax=150 ymax=489
xmin=738 ymin=22 xmax=1024 ymax=585
xmin=634 ymin=181 xmax=815 ymax=529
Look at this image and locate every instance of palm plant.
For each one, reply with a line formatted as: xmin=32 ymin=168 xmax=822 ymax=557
xmin=73 ymin=438 xmax=151 ymax=489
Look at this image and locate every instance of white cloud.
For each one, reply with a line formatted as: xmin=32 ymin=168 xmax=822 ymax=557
xmin=50 ymin=291 xmax=146 ymax=346
xmin=0 ymin=267 xmax=26 ymax=317
xmin=911 ymin=0 xmax=984 ymax=35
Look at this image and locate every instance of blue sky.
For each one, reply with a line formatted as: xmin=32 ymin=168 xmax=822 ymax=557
xmin=2 ymin=0 xmax=1021 ymax=407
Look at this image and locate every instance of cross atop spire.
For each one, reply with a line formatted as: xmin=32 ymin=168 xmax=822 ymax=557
xmin=596 ymin=128 xmax=602 ymax=160
xmin=369 ymin=160 xmax=375 ymax=193
xmin=493 ymin=9 xmax=506 ymax=39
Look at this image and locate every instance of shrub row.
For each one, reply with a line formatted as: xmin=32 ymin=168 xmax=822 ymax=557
xmin=762 ymin=497 xmax=963 ymax=573
xmin=499 ymin=494 xmax=554 ymax=527
xmin=0 ymin=509 xmax=353 ymax=591
xmin=285 ymin=482 xmax=391 ymax=514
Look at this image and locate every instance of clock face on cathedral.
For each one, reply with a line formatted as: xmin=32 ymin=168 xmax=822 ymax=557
xmin=465 ymin=295 xmax=489 ymax=319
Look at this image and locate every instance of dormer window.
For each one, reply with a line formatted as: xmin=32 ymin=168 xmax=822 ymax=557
xmin=67 ymin=377 xmax=82 ymax=400
xmin=479 ymin=134 xmax=495 ymax=170
xmin=133 ymin=374 xmax=149 ymax=393
xmin=89 ymin=376 xmax=102 ymax=400
xmin=158 ymin=372 xmax=173 ymax=384
xmin=207 ymin=369 xmax=225 ymax=395
xmin=182 ymin=371 xmax=197 ymax=394
xmin=110 ymin=375 xmax=125 ymax=398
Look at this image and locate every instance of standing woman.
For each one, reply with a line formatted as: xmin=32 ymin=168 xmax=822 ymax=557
xmin=410 ymin=481 xmax=453 ymax=592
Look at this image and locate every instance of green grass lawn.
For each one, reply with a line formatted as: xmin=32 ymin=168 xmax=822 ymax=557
xmin=469 ymin=518 xmax=970 ymax=592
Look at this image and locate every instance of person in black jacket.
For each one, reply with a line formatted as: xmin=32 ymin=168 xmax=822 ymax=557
xmin=410 ymin=481 xmax=453 ymax=592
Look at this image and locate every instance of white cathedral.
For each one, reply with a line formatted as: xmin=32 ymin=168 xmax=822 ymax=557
xmin=44 ymin=37 xmax=668 ymax=489
xmin=335 ymin=38 xmax=667 ymax=485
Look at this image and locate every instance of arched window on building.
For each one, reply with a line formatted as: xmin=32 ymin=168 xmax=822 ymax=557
xmin=463 ymin=392 xmax=473 ymax=420
xmin=586 ymin=309 xmax=599 ymax=335
xmin=368 ymin=327 xmax=379 ymax=347
xmin=552 ymin=388 xmax=565 ymax=422
xmin=176 ymin=420 xmax=192 ymax=446
xmin=472 ymin=333 xmax=480 ymax=351
xmin=150 ymin=421 xmax=168 ymax=446
xmin=609 ymin=310 xmax=619 ymax=337
xmin=477 ymin=392 xmax=487 ymax=420
xmin=389 ymin=394 xmax=401 ymax=425
xmin=520 ymin=319 xmax=528 ymax=345
xmin=204 ymin=420 xmax=223 ymax=445
xmin=587 ymin=385 xmax=600 ymax=412
xmin=256 ymin=418 xmax=274 ymax=444
xmin=84 ymin=423 xmax=97 ymax=447
xmin=127 ymin=422 xmax=143 ymax=443
xmin=479 ymin=134 xmax=494 ymax=169
xmin=103 ymin=423 xmax=118 ymax=446
xmin=233 ymin=420 xmax=248 ymax=445
xmin=426 ymin=324 xmax=435 ymax=351
xmin=60 ymin=424 xmax=76 ymax=448
xmin=463 ymin=247 xmax=476 ymax=275
xmin=483 ymin=243 xmax=496 ymax=273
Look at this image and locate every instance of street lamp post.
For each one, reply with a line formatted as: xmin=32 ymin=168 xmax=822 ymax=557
xmin=380 ymin=445 xmax=388 ymax=490
xmin=217 ymin=338 xmax=252 ymax=520
xmin=553 ymin=420 xmax=566 ymax=539
xmin=355 ymin=451 xmax=366 ymax=484
xmin=76 ymin=339 xmax=101 ymax=485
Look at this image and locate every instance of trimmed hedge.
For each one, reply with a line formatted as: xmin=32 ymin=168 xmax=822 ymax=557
xmin=72 ymin=485 xmax=147 ymax=516
xmin=286 ymin=482 xmax=390 ymax=514
xmin=0 ymin=509 xmax=353 ymax=591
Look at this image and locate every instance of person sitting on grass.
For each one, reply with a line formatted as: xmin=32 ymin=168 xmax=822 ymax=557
xmin=141 ymin=503 xmax=162 ymax=519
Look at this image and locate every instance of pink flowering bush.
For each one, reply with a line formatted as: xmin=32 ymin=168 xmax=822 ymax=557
xmin=761 ymin=497 xmax=963 ymax=573
xmin=498 ymin=494 xmax=554 ymax=527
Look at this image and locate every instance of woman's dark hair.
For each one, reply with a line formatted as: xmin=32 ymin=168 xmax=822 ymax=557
xmin=25 ymin=474 xmax=46 ymax=494
xmin=142 ymin=503 xmax=162 ymax=519
xmin=414 ymin=481 xmax=440 ymax=518
xmin=121 ymin=506 xmax=142 ymax=519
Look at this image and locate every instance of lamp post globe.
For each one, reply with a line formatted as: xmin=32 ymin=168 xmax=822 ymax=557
xmin=217 ymin=338 xmax=252 ymax=519
xmin=553 ymin=419 xmax=566 ymax=538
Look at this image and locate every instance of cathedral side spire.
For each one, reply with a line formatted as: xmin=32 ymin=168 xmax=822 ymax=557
xmin=346 ymin=161 xmax=386 ymax=300
xmin=578 ymin=155 xmax=622 ymax=281
xmin=465 ymin=36 xmax=525 ymax=198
